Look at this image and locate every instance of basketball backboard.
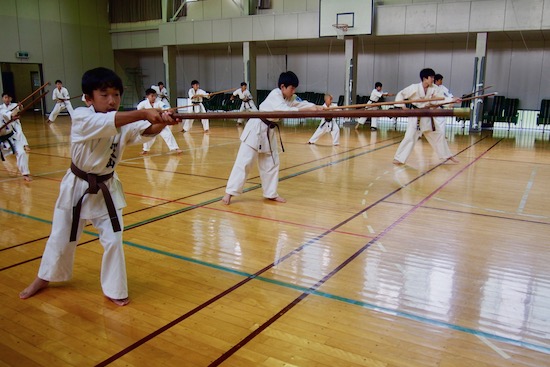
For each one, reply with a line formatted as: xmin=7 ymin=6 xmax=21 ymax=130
xmin=319 ymin=0 xmax=373 ymax=38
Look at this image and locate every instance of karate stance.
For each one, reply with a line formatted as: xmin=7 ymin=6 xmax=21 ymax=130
xmin=393 ymin=68 xmax=459 ymax=165
xmin=222 ymin=71 xmax=323 ymax=205
xmin=20 ymin=67 xmax=179 ymax=306
xmin=1 ymin=92 xmax=29 ymax=151
xmin=307 ymin=94 xmax=340 ymax=146
xmin=183 ymin=80 xmax=210 ymax=133
xmin=139 ymin=88 xmax=182 ymax=155
xmin=0 ymin=104 xmax=31 ymax=181
xmin=231 ymin=82 xmax=258 ymax=125
xmin=355 ymin=82 xmax=393 ymax=131
xmin=46 ymin=80 xmax=74 ymax=123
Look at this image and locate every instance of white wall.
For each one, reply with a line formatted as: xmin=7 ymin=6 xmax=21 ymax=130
xmin=0 ymin=0 xmax=113 ymax=112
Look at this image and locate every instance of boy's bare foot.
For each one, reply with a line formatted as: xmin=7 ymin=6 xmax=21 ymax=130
xmin=23 ymin=175 xmax=32 ymax=182
xmin=204 ymin=129 xmax=209 ymax=133
xmin=20 ymin=277 xmax=49 ymax=299
xmin=393 ymin=159 xmax=404 ymax=165
xmin=307 ymin=141 xmax=314 ymax=144
xmin=140 ymin=151 xmax=148 ymax=155
xmin=24 ymin=146 xmax=31 ymax=152
xmin=448 ymin=156 xmax=459 ymax=163
xmin=174 ymin=149 xmax=183 ymax=154
xmin=268 ymin=196 xmax=287 ymax=203
xmin=222 ymin=193 xmax=232 ymax=205
xmin=107 ymin=296 xmax=130 ymax=306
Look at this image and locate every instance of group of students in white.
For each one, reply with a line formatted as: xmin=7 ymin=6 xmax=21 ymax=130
xmin=16 ymin=67 xmax=459 ymax=306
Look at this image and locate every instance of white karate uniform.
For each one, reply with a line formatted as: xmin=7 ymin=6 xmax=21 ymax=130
xmin=37 ymin=106 xmax=155 ymax=299
xmin=225 ymin=89 xmax=314 ymax=199
xmin=138 ymin=99 xmax=180 ymax=152
xmin=152 ymin=85 xmax=171 ymax=108
xmin=435 ymin=84 xmax=455 ymax=131
xmin=308 ymin=103 xmax=340 ymax=145
xmin=357 ymin=88 xmax=386 ymax=128
xmin=49 ymin=87 xmax=74 ymax=122
xmin=393 ymin=82 xmax=454 ymax=164
xmin=0 ymin=109 xmax=30 ymax=176
xmin=0 ymin=102 xmax=28 ymax=146
xmin=233 ymin=88 xmax=258 ymax=124
xmin=183 ymin=88 xmax=210 ymax=132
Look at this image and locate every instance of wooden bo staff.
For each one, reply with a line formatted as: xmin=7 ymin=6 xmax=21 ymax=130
xmin=434 ymin=92 xmax=498 ymax=108
xmin=192 ymin=87 xmax=238 ymax=99
xmin=173 ymin=107 xmax=471 ymax=121
xmin=10 ymin=81 xmax=50 ymax=111
xmin=1 ymin=90 xmax=49 ymax=131
xmin=326 ymin=97 xmax=445 ymax=110
xmin=461 ymin=85 xmax=493 ymax=98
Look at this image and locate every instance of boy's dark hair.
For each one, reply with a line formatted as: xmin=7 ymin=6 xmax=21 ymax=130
xmin=419 ymin=68 xmax=436 ymax=81
xmin=82 ymin=67 xmax=124 ymax=97
xmin=240 ymin=82 xmax=247 ymax=87
xmin=434 ymin=74 xmax=443 ymax=82
xmin=2 ymin=92 xmax=11 ymax=98
xmin=191 ymin=80 xmax=199 ymax=86
xmin=55 ymin=80 xmax=62 ymax=84
xmin=145 ymin=88 xmax=157 ymax=96
xmin=375 ymin=82 xmax=382 ymax=88
xmin=278 ymin=71 xmax=299 ymax=88
xmin=158 ymin=81 xmax=164 ymax=86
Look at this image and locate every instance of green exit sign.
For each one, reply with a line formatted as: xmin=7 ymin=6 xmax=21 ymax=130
xmin=16 ymin=51 xmax=29 ymax=59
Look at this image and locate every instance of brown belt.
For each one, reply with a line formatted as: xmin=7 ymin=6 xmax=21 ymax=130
xmin=69 ymin=163 xmax=120 ymax=242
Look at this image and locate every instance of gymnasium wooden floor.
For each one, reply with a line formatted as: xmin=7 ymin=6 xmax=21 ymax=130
xmin=1 ymin=113 xmax=549 ymax=366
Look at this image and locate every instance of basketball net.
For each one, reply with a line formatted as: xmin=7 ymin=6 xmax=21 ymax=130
xmin=332 ymin=24 xmax=348 ymax=40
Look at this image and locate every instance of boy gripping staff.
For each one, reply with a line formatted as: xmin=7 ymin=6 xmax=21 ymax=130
xmin=231 ymin=82 xmax=258 ymax=125
xmin=138 ymin=88 xmax=183 ymax=155
xmin=46 ymin=80 xmax=74 ymax=123
xmin=393 ymin=68 xmax=459 ymax=165
xmin=183 ymin=80 xmax=210 ymax=133
xmin=222 ymin=71 xmax=323 ymax=205
xmin=20 ymin=67 xmax=180 ymax=306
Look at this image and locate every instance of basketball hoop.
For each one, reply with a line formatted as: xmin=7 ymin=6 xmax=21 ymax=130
xmin=332 ymin=23 xmax=349 ymax=40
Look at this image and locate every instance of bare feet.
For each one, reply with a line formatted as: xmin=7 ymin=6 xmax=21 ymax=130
xmin=307 ymin=141 xmax=314 ymax=144
xmin=204 ymin=129 xmax=209 ymax=133
xmin=173 ymin=149 xmax=183 ymax=154
xmin=268 ymin=196 xmax=287 ymax=203
xmin=393 ymin=159 xmax=404 ymax=165
xmin=448 ymin=156 xmax=459 ymax=163
xmin=20 ymin=277 xmax=49 ymax=299
xmin=23 ymin=175 xmax=32 ymax=182
xmin=24 ymin=146 xmax=31 ymax=152
xmin=45 ymin=120 xmax=52 ymax=124
xmin=107 ymin=296 xmax=130 ymax=306
xmin=140 ymin=151 xmax=148 ymax=155
xmin=222 ymin=193 xmax=232 ymax=205
xmin=354 ymin=123 xmax=360 ymax=130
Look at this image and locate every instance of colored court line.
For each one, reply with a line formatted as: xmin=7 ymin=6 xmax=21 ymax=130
xmin=95 ymin=137 xmax=535 ymax=366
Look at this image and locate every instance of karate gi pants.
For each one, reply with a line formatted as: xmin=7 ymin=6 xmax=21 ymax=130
xmin=225 ymin=143 xmax=280 ymax=199
xmin=393 ymin=117 xmax=453 ymax=164
xmin=1 ymin=136 xmax=30 ymax=175
xmin=308 ymin=122 xmax=340 ymax=145
xmin=142 ymin=125 xmax=180 ymax=152
xmin=49 ymin=101 xmax=74 ymax=122
xmin=38 ymin=207 xmax=128 ymax=299
xmin=357 ymin=116 xmax=379 ymax=128
xmin=183 ymin=104 xmax=209 ymax=131
xmin=237 ymin=101 xmax=258 ymax=124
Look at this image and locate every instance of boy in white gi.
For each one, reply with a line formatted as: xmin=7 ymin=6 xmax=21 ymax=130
xmin=222 ymin=71 xmax=323 ymax=205
xmin=393 ymin=68 xmax=459 ymax=165
xmin=46 ymin=80 xmax=74 ymax=123
xmin=19 ymin=67 xmax=179 ymax=306
xmin=434 ymin=73 xmax=456 ymax=129
xmin=152 ymin=81 xmax=170 ymax=108
xmin=231 ymin=82 xmax=258 ymax=125
xmin=1 ymin=92 xmax=30 ymax=151
xmin=307 ymin=94 xmax=340 ymax=146
xmin=0 ymin=103 xmax=31 ymax=181
xmin=183 ymin=80 xmax=210 ymax=133
xmin=355 ymin=82 xmax=393 ymax=131
xmin=139 ymin=88 xmax=182 ymax=155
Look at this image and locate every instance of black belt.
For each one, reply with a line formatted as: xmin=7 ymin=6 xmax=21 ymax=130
xmin=260 ymin=118 xmax=285 ymax=154
xmin=0 ymin=131 xmax=16 ymax=161
xmin=69 ymin=163 xmax=120 ymax=242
